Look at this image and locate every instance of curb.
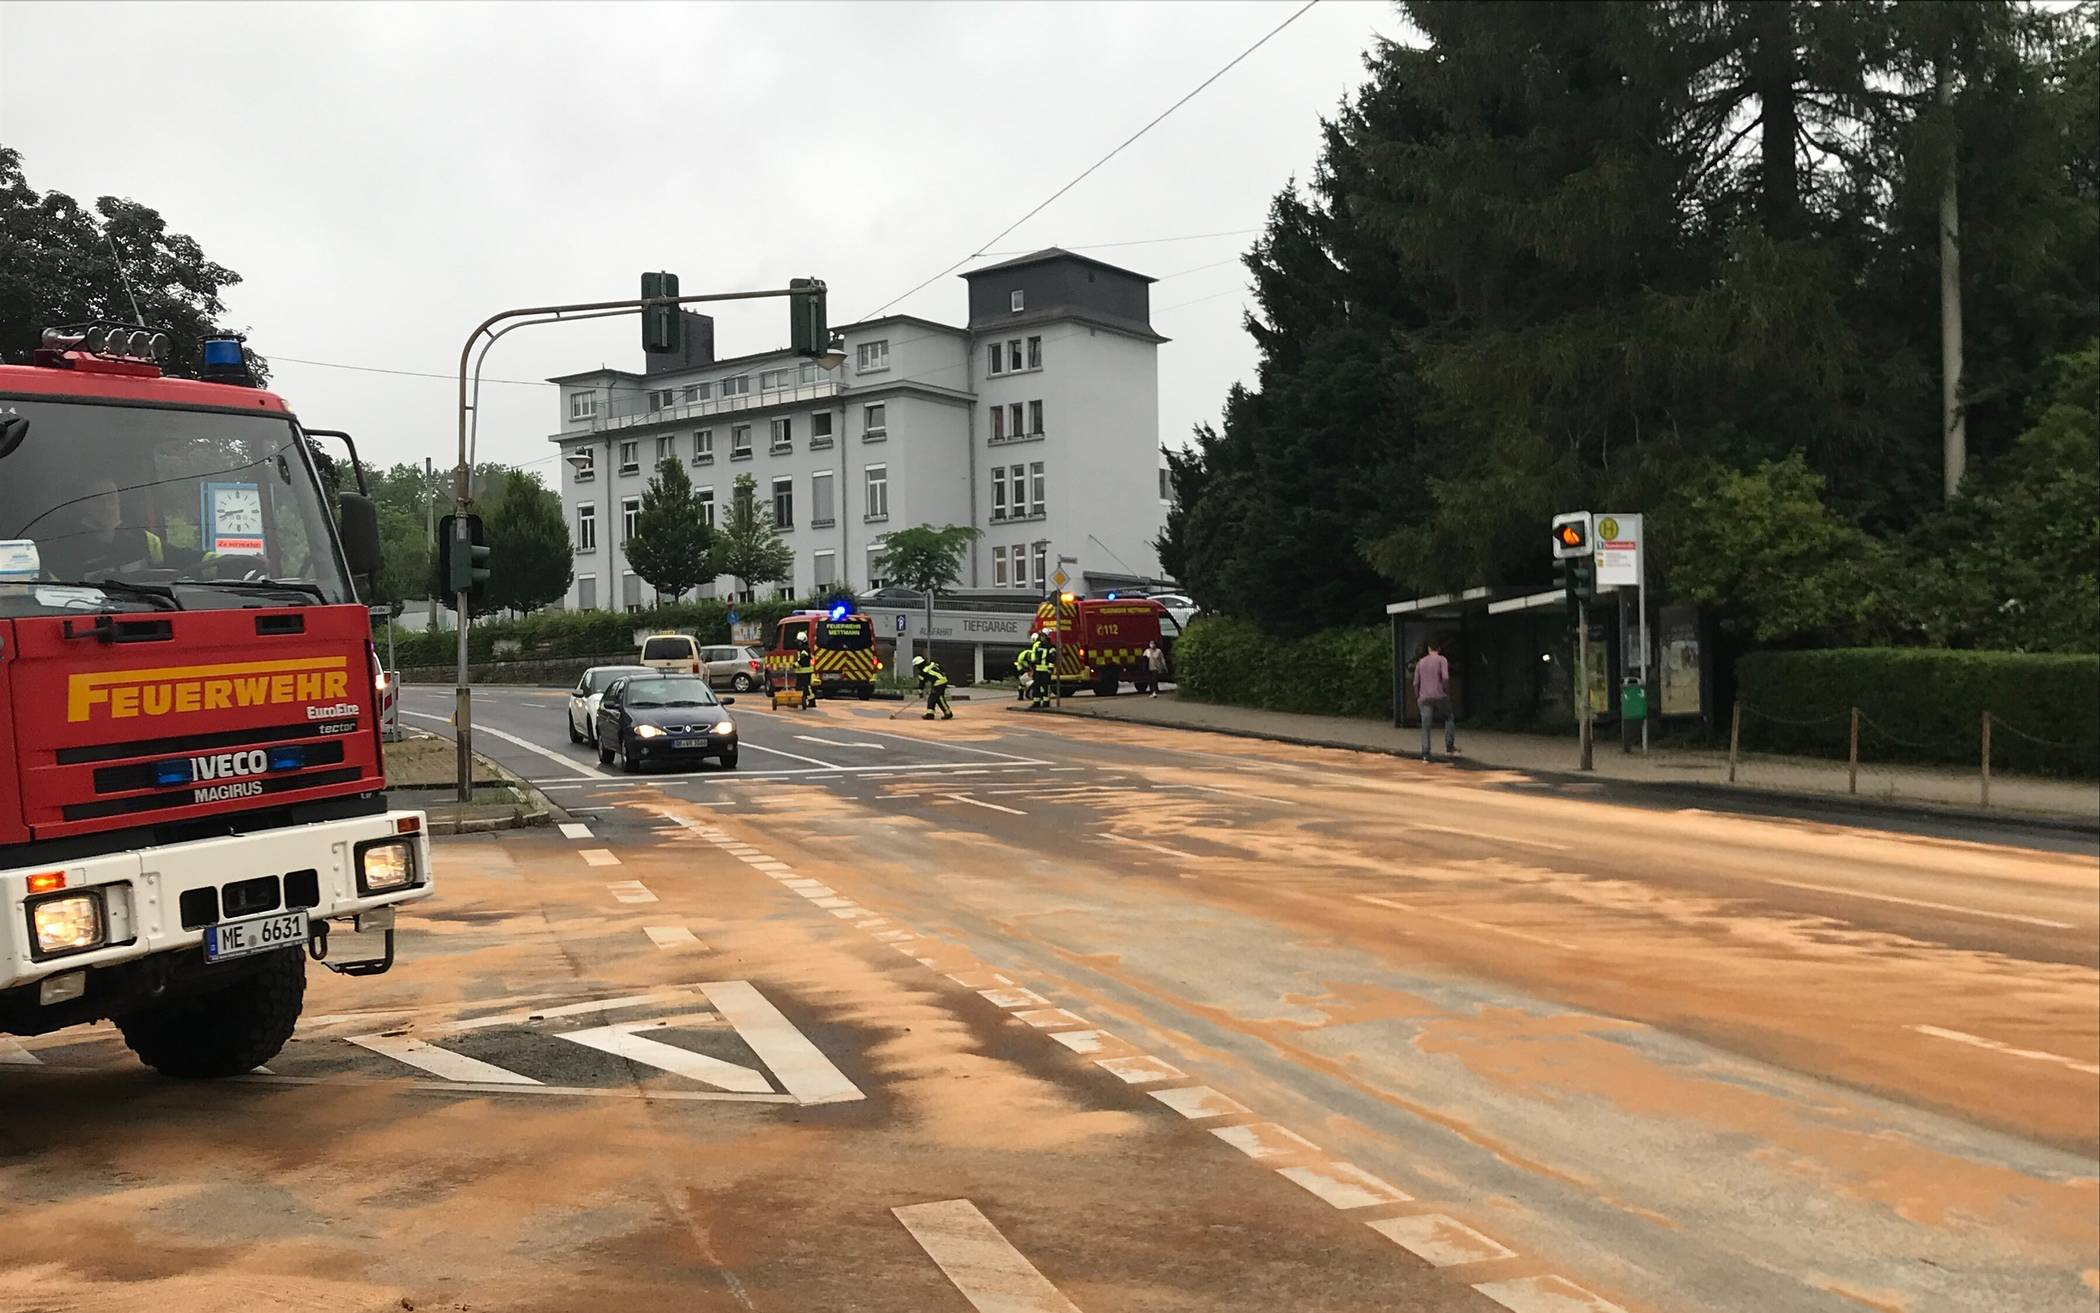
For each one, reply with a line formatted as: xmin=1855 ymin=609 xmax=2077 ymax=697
xmin=1046 ymin=705 xmax=2100 ymax=837
xmin=392 ymin=731 xmax=555 ymax=834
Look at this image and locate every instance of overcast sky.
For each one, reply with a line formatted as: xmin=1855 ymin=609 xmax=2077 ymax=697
xmin=1 ymin=0 xmax=1393 ymax=481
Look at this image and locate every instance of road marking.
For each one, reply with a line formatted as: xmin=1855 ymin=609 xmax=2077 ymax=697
xmin=797 ymin=735 xmax=886 ymax=749
xmin=1161 ymin=781 xmax=1292 ymax=803
xmin=813 ymin=896 xmax=854 ymax=908
xmin=892 ymin=1199 xmax=1083 ymax=1313
xmin=980 ymin=987 xmax=1051 ymax=1008
xmin=607 ymin=880 xmax=657 ymax=904
xmin=1048 ymin=1030 xmax=1118 ymax=1055
xmin=1474 ymin=1275 xmax=1629 ymax=1313
xmin=738 ymin=740 xmax=844 ymax=769
xmin=559 ymin=1021 xmax=776 ymax=1093
xmin=829 ymin=907 xmax=867 ymax=918
xmin=874 ymin=930 xmax=916 ymax=942
xmin=1405 ymin=821 xmax=1569 ymax=852
xmin=1149 ymin=1085 xmax=1251 ymax=1120
xmin=345 ymin=1033 xmax=542 ymax=1085
xmin=948 ymin=970 xmax=1012 ymax=989
xmin=0 ymin=1037 xmax=42 ymax=1065
xmin=1211 ymin=1122 xmax=1321 ymax=1161
xmin=644 ymin=926 xmax=702 ymax=950
xmin=436 ymin=990 xmax=702 ymax=1033
xmin=941 ymin=793 xmax=1027 ymax=816
xmin=1354 ymin=895 xmax=1574 ymax=951
xmin=580 ymin=848 xmax=621 ymax=867
xmin=557 ymin=822 xmax=594 ymax=840
xmin=1369 ymin=1213 xmax=1517 ymax=1267
xmin=400 ymin=710 xmax=611 ymax=779
xmin=781 ymin=878 xmax=823 ymax=889
xmin=1094 ymin=1054 xmax=1186 ymax=1085
xmin=1098 ymin=832 xmax=1202 ymax=862
xmin=1910 ymin=1024 xmax=2100 ymax=1076
xmin=1766 ymin=879 xmax=2076 ymax=929
xmin=1015 ymin=1008 xmax=1088 ymax=1029
xmin=702 ymin=980 xmax=864 ymax=1104
xmin=1277 ymin=1162 xmax=1411 ymax=1209
xmin=794 ymin=886 xmax=838 ymax=899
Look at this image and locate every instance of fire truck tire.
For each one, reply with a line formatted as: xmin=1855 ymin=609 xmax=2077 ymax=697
xmin=117 ymin=948 xmax=305 ymax=1078
xmin=857 ymin=687 xmax=871 ymax=701
xmin=1095 ymin=676 xmax=1120 ymax=697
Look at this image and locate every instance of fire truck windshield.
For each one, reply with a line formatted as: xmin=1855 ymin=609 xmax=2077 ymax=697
xmin=0 ymin=399 xmax=352 ymax=615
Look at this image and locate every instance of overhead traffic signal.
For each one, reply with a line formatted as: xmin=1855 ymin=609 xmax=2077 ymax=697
xmin=440 ymin=514 xmax=492 ymax=604
xmin=788 ymin=277 xmax=828 ymax=359
xmin=641 ymin=271 xmax=682 ymax=355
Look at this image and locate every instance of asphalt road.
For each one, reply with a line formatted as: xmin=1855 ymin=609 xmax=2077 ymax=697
xmin=0 ymin=683 xmax=2092 ymax=1313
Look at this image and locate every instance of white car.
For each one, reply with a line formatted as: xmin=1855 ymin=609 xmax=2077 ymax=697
xmin=567 ymin=665 xmax=652 ymax=744
xmin=1147 ymin=592 xmax=1199 ymax=628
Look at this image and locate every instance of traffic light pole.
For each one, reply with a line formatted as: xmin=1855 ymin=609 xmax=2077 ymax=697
xmin=1576 ymin=599 xmax=1594 ymax=772
xmin=449 ymin=282 xmax=828 ymax=802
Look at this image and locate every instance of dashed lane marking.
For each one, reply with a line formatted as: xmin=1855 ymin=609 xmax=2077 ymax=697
xmin=796 ymin=735 xmax=886 ymax=749
xmin=644 ymin=926 xmax=703 ymax=950
xmin=1473 ymin=1275 xmax=1630 ymax=1313
xmin=1211 ymin=1122 xmax=1321 ymax=1161
xmin=607 ymin=880 xmax=657 ymax=904
xmin=979 ymin=987 xmax=1051 ymax=1009
xmin=557 ymin=822 xmax=594 ymax=840
xmin=1354 ymin=895 xmax=1575 ymax=951
xmin=1910 ymin=1024 xmax=2100 ymax=1076
xmin=1014 ymin=1008 xmax=1088 ymax=1029
xmin=399 ymin=711 xmax=612 ymax=779
xmin=1094 ymin=1054 xmax=1186 ymax=1085
xmin=738 ymin=740 xmax=845 ymax=769
xmin=941 ymin=793 xmax=1028 ymax=816
xmin=580 ymin=848 xmax=622 ymax=868
xmin=1404 ymin=821 xmax=1570 ymax=853
xmin=892 ymin=1199 xmax=1084 ymax=1313
xmin=1277 ymin=1162 xmax=1412 ymax=1209
xmin=1368 ymin=1214 xmax=1517 ymax=1267
xmin=1047 ymin=1030 xmax=1119 ymax=1055
xmin=1766 ymin=878 xmax=2077 ymax=930
xmin=1149 ymin=1085 xmax=1252 ymax=1120
xmin=1097 ymin=832 xmax=1203 ymax=863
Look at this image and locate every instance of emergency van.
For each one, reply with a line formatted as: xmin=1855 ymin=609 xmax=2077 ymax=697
xmin=766 ymin=605 xmax=879 ymax=700
xmin=1033 ymin=595 xmax=1173 ymax=696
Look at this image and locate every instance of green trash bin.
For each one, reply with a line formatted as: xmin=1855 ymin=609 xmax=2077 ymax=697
xmin=1620 ymin=679 xmax=1648 ymax=722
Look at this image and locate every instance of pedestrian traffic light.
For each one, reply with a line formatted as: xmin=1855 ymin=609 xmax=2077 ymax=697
xmin=788 ymin=277 xmax=828 ymax=359
xmin=439 ymin=513 xmax=492 ymax=603
xmin=641 ymin=271 xmax=682 ymax=355
xmin=1550 ymin=511 xmax=1592 ymax=560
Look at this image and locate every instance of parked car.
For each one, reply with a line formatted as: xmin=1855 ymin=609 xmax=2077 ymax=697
xmin=639 ymin=632 xmax=704 ymax=673
xmin=594 ymin=673 xmax=739 ymax=773
xmin=1146 ymin=592 xmax=1199 ymax=628
xmin=567 ymin=664 xmax=652 ymax=744
xmin=700 ymin=644 xmax=765 ymax=692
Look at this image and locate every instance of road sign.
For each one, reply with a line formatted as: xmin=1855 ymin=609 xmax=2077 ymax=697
xmin=1050 ymin=569 xmax=1069 ymax=590
xmin=895 ymin=614 xmax=908 ymax=634
xmin=1594 ymin=513 xmax=1642 ymax=589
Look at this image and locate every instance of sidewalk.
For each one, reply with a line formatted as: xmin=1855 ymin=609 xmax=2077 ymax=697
xmin=1051 ymin=694 xmax=2100 ymax=830
xmin=383 ymin=731 xmax=554 ymax=833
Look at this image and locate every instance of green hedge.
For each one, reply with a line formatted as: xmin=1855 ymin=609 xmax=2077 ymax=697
xmin=1175 ymin=615 xmax=1388 ymax=718
xmin=1736 ymin=648 xmax=2099 ymax=777
xmin=374 ymin=591 xmax=855 ymax=670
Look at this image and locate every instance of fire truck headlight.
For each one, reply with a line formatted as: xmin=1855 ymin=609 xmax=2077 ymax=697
xmin=356 ymin=840 xmax=420 ymax=894
xmin=30 ymin=892 xmax=105 ymax=956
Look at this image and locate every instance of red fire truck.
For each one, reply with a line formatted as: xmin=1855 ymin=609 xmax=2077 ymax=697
xmin=0 ymin=324 xmax=432 ymax=1077
xmin=1033 ymin=594 xmax=1174 ymax=696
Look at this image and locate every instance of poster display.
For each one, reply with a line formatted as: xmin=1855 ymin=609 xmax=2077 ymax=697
xmin=1659 ymin=604 xmax=1703 ymax=716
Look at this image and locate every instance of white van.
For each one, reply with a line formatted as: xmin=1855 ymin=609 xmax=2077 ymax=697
xmin=639 ymin=632 xmax=703 ymax=674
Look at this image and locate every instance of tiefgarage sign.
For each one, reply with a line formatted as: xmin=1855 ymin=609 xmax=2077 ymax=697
xmin=1594 ymin=513 xmax=1642 ymax=589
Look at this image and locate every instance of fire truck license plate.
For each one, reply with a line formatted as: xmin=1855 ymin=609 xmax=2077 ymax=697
xmin=205 ymin=911 xmax=309 ymax=963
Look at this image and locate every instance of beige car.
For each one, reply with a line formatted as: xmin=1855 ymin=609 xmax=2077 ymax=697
xmin=639 ymin=633 xmax=703 ymax=674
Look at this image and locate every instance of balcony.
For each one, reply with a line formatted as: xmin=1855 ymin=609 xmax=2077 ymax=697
xmin=587 ymin=378 xmax=843 ymax=433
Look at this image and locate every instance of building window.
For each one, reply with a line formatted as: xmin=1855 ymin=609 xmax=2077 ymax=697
xmin=1007 ymin=402 xmax=1023 ymax=438
xmin=989 ymin=406 xmax=1005 ymax=442
xmin=656 ymin=434 xmax=676 ymax=464
xmin=863 ymin=403 xmax=887 ymax=440
xmin=988 ymin=343 xmax=1004 ymax=376
xmin=569 ymin=391 xmax=597 ymax=421
xmin=864 ymin=464 xmax=889 ymax=521
xmin=991 ymin=469 xmax=1007 ymax=521
xmin=856 ymin=339 xmax=890 ymax=374
xmin=571 ymin=446 xmax=596 ymax=481
xmin=618 ymin=440 xmax=639 ymax=474
xmin=799 ymin=361 xmax=818 ymax=385
xmin=576 ymin=574 xmax=597 ymax=610
xmin=993 ymin=546 xmax=1008 ymax=586
xmin=772 ymin=477 xmax=794 ymax=528
xmin=1028 ymin=400 xmax=1044 ymax=435
xmin=624 ymin=572 xmax=642 ymax=611
xmin=731 ymin=425 xmax=752 ymax=459
xmin=622 ymin=496 xmax=641 ymax=540
xmin=682 ymin=383 xmax=704 ymax=403
xmin=1010 ymin=289 xmax=1024 ymax=313
xmin=693 ymin=429 xmax=714 ymax=464
xmin=1029 ymin=461 xmax=1045 ymax=516
xmin=720 ymin=375 xmax=750 ymax=398
xmin=814 ymin=550 xmax=836 ymax=587
xmin=1026 ymin=335 xmax=1041 ymax=369
xmin=810 ymin=411 xmax=834 ymax=446
xmin=1008 ymin=339 xmax=1022 ymax=372
xmin=575 ymin=503 xmax=597 ymax=552
xmin=770 ymin=416 xmax=793 ymax=453
xmin=1032 ymin=542 xmax=1048 ymax=587
xmin=759 ymin=368 xmax=789 ymax=392
xmin=647 ymin=388 xmax=674 ymax=412
xmin=734 ymin=479 xmax=754 ymax=519
xmin=866 ymin=544 xmax=886 ymax=590
xmin=1008 ymin=466 xmax=1025 ymax=517
xmin=697 ymin=486 xmax=716 ymax=528
xmin=811 ymin=470 xmax=835 ymax=528
xmin=1012 ymin=542 xmax=1029 ymax=589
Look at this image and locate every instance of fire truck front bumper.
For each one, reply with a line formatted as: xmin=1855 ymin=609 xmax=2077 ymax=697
xmin=0 ymin=810 xmax=432 ymax=997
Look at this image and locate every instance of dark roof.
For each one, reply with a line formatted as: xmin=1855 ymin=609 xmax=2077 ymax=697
xmin=546 ymin=367 xmax=642 ymax=385
xmin=830 ymin=313 xmax=968 ymax=337
xmin=962 ymin=247 xmax=1154 ymax=285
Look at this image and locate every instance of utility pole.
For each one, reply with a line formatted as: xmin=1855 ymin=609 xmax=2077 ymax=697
xmin=424 ymin=456 xmax=440 ymax=635
xmin=1576 ymin=600 xmax=1594 ymax=772
xmin=1938 ymin=55 xmax=1966 ymax=501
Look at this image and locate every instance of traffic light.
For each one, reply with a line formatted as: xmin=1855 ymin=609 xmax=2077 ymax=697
xmin=439 ymin=514 xmax=492 ymax=603
xmin=1550 ymin=511 xmax=1592 ymax=559
xmin=641 ymin=271 xmax=682 ymax=355
xmin=788 ymin=277 xmax=828 ymax=359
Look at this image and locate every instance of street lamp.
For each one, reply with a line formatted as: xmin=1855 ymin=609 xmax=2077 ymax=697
xmin=816 ymin=334 xmax=848 ymax=371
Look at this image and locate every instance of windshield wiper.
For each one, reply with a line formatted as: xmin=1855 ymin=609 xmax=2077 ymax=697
xmin=36 ymin=578 xmax=181 ymax=611
xmin=171 ymin=576 xmax=328 ymax=604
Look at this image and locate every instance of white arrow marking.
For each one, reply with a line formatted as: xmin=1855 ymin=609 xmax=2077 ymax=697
xmin=795 ymin=735 xmax=886 ymax=750
xmin=345 ymin=1033 xmax=542 ymax=1085
xmin=558 ymin=1020 xmax=774 ymax=1093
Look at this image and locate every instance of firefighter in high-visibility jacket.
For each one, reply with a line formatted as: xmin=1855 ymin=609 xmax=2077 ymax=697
xmin=793 ymin=645 xmax=817 ymax=707
xmin=912 ymin=655 xmax=953 ymax=720
xmin=1026 ymin=640 xmax=1056 ymax=710
xmin=1014 ymin=634 xmax=1043 ymax=702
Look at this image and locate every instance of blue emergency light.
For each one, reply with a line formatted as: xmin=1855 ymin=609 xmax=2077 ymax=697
xmin=829 ymin=603 xmax=850 ymax=620
xmin=202 ymin=338 xmax=244 ymax=368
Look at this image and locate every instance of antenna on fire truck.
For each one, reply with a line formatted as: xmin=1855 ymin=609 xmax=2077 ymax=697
xmin=102 ymin=228 xmax=147 ymax=328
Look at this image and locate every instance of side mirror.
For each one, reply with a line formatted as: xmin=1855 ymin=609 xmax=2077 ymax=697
xmin=720 ymin=696 xmax=737 ymax=706
xmin=338 ymin=491 xmax=381 ymax=580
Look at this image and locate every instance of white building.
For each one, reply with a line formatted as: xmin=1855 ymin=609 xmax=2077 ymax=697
xmin=549 ymin=249 xmax=1170 ymax=610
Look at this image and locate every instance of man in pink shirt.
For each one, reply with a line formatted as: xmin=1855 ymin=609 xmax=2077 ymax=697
xmin=1413 ymin=640 xmax=1456 ymax=761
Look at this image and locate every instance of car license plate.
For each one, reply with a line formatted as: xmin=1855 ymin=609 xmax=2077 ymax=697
xmin=672 ymin=738 xmax=706 ymax=750
xmin=205 ymin=910 xmax=308 ymax=963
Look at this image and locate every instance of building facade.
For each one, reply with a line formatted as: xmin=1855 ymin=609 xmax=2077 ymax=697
xmin=549 ymin=249 xmax=1170 ymax=611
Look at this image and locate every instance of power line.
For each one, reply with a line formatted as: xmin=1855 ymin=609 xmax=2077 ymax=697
xmin=860 ymin=0 xmax=1320 ymax=320
xmin=1156 ymin=284 xmax=1254 ymax=314
xmin=271 ymin=354 xmax=554 ymax=387
xmin=973 ymin=228 xmax=1260 ymax=259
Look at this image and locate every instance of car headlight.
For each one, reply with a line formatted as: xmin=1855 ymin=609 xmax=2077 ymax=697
xmin=716 ymin=719 xmax=735 ymax=736
xmin=633 ymin=724 xmax=665 ymax=739
xmin=30 ymin=891 xmax=106 ymax=956
xmin=357 ymin=839 xmax=420 ymax=894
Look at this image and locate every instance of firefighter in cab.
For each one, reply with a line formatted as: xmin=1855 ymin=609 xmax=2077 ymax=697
xmin=912 ymin=655 xmax=954 ymax=720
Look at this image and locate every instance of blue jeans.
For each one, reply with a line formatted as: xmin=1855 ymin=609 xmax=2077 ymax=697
xmin=1420 ymin=697 xmax=1455 ymax=757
